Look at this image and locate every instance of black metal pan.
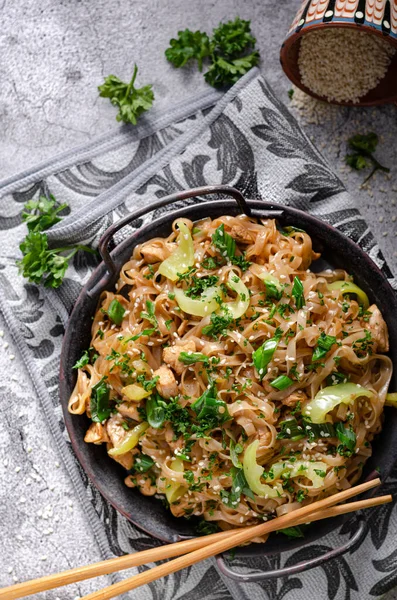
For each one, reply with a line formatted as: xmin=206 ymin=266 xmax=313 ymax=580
xmin=59 ymin=186 xmax=397 ymax=579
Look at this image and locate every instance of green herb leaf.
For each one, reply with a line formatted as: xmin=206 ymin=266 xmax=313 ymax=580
xmin=276 ymin=418 xmax=305 ymax=441
xmin=292 ymin=276 xmax=305 ymax=309
xmin=326 ymin=371 xmax=349 ymax=386
xmin=345 ymin=132 xmax=389 ymax=183
xmin=98 ymin=64 xmax=154 ymax=125
xmin=90 ymin=378 xmax=112 ymax=423
xmin=107 ymin=299 xmax=125 ymax=325
xmin=212 ymin=224 xmax=236 ymax=259
xmin=288 ymin=89 xmax=294 ymax=100
xmin=252 ymin=331 xmax=282 ymax=380
xmin=202 ymin=312 xmax=233 ymax=339
xmin=191 ymin=383 xmax=231 ymax=426
xmin=335 ymin=422 xmax=356 ymax=456
xmin=196 ymin=520 xmax=220 ymax=535
xmin=312 ymin=332 xmax=337 ymax=363
xmin=185 ymin=275 xmax=219 ymax=298
xmin=205 ymin=52 xmax=259 ymax=87
xmin=211 ymin=224 xmax=250 ymax=270
xmin=179 ymin=351 xmax=209 ymax=365
xmin=137 ymin=375 xmax=159 ymax=392
xmin=133 ymin=453 xmax=155 ymax=473
xmin=125 ymin=328 xmax=157 ymax=342
xmin=140 ymin=300 xmax=158 ymax=327
xmin=165 ymin=29 xmax=210 ymax=70
xmin=230 ymin=439 xmax=243 ymax=468
xmin=73 ymin=350 xmax=90 ymax=369
xmin=279 ymin=526 xmax=305 ymax=538
xmin=221 ymin=467 xmax=255 ymax=506
xmin=146 ymin=393 xmax=167 ymax=429
xmin=348 ymin=132 xmax=378 ymax=154
xmin=270 ymin=375 xmax=294 ymax=391
xmin=212 ymin=17 xmax=256 ymax=57
xmin=17 ymin=229 xmax=93 ymax=289
xmin=346 ymin=154 xmax=368 ymax=170
xmin=21 ymin=195 xmax=68 ymax=233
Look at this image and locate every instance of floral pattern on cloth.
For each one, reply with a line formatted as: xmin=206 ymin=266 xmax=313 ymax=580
xmin=0 ymin=69 xmax=396 ymax=600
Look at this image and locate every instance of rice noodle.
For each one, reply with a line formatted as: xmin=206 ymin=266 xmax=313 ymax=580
xmin=69 ymin=215 xmax=392 ymax=539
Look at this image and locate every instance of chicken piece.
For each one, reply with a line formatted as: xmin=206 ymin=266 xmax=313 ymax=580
xmin=163 ymin=339 xmax=196 ymax=375
xmin=108 ymin=446 xmax=134 ymax=470
xmin=282 ymin=390 xmax=308 ymax=407
xmin=367 ymin=304 xmax=389 ymax=352
xmin=106 ymin=416 xmax=134 ymax=469
xmin=153 ymin=365 xmax=179 ymax=399
xmin=84 ymin=422 xmax=110 ymax=445
xmin=230 ymin=225 xmax=254 ymax=244
xmin=117 ymin=402 xmax=142 ymax=421
xmin=140 ymin=243 xmax=168 ymax=263
xmin=106 ymin=415 xmax=128 ymax=448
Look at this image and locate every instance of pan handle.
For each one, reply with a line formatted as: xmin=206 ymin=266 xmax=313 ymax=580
xmin=216 ymin=517 xmax=367 ymax=582
xmin=98 ymin=185 xmax=251 ymax=277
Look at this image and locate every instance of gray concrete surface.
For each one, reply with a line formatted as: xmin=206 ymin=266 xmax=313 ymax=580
xmin=0 ymin=1 xmax=396 ymax=598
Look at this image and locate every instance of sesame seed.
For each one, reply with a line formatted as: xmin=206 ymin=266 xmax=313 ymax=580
xmin=298 ymin=28 xmax=396 ymax=103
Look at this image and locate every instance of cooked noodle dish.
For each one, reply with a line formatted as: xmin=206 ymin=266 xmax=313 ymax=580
xmin=69 ymin=215 xmax=392 ymax=537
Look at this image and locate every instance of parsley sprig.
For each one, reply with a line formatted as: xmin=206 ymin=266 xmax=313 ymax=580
xmin=17 ymin=195 xmax=94 ymax=289
xmin=165 ymin=17 xmax=260 ymax=88
xmin=98 ymin=64 xmax=154 ymax=125
xmin=345 ymin=133 xmax=389 ymax=183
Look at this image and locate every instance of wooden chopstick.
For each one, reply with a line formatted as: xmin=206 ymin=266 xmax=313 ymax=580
xmin=0 ymin=478 xmax=382 ymax=600
xmin=77 ymin=478 xmax=382 ymax=600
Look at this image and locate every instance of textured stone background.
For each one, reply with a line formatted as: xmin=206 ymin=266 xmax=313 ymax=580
xmin=0 ymin=0 xmax=396 ymax=598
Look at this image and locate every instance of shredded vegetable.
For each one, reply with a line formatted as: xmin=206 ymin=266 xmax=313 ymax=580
xmin=158 ymin=221 xmax=195 ymax=281
xmin=243 ymin=440 xmax=282 ymax=498
xmin=328 ymin=280 xmax=369 ymax=310
xmin=222 ymin=272 xmax=250 ymax=319
xmin=108 ymin=422 xmax=149 ymax=456
xmin=121 ymin=384 xmax=151 ymax=401
xmin=165 ymin=457 xmax=187 ymax=503
xmin=174 ymin=285 xmax=220 ymax=317
xmin=265 ymin=459 xmax=328 ymax=488
xmin=302 ymin=383 xmax=373 ymax=424
xmin=385 ymin=393 xmax=397 ymax=408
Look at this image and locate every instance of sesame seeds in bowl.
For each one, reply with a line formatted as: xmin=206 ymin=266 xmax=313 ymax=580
xmin=298 ymin=28 xmax=396 ymax=104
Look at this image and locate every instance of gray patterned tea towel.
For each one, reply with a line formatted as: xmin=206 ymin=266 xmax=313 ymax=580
xmin=0 ymin=67 xmax=396 ymax=600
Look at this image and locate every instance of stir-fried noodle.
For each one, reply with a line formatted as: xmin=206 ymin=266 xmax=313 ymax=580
xmin=69 ymin=215 xmax=391 ymax=537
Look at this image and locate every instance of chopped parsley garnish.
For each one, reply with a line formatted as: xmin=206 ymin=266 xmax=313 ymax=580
xmin=202 ymin=312 xmax=233 ymax=338
xmin=202 ymin=256 xmax=222 ymax=270
xmin=185 ymin=275 xmax=219 ymax=298
xmin=137 ymin=374 xmax=159 ymax=392
xmin=179 ymin=351 xmax=209 ymax=365
xmin=212 ymin=224 xmax=251 ymax=271
xmin=73 ymin=349 xmax=90 ymax=369
xmin=264 ymin=280 xmax=282 ymax=301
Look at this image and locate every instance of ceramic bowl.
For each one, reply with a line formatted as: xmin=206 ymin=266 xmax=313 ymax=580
xmin=280 ymin=0 xmax=397 ymax=105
